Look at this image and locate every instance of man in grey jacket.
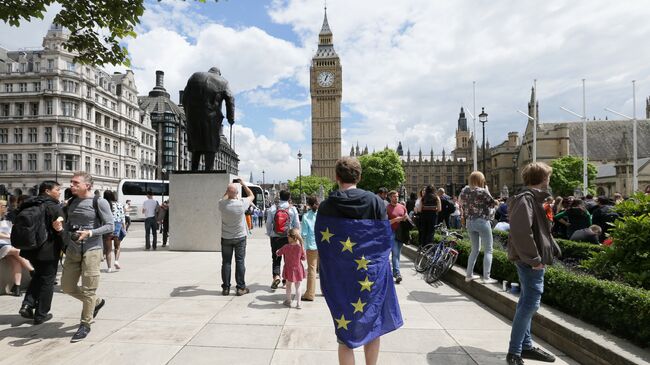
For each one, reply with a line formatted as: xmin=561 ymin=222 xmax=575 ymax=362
xmin=59 ymin=172 xmax=113 ymax=343
xmin=506 ymin=162 xmax=560 ymax=365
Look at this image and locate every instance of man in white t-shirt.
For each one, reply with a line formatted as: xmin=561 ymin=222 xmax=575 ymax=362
xmin=217 ymin=178 xmax=254 ymax=296
xmin=141 ymin=191 xmax=159 ymax=250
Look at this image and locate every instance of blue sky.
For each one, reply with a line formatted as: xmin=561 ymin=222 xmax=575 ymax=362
xmin=1 ymin=0 xmax=650 ymax=183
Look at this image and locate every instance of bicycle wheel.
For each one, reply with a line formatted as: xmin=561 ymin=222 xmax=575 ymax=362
xmin=425 ymin=260 xmax=445 ymax=283
xmin=440 ymin=249 xmax=459 ymax=276
xmin=414 ymin=243 xmax=435 ymax=273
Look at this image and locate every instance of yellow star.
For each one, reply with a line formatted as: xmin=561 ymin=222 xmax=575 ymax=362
xmin=340 ymin=237 xmax=356 ymax=253
xmin=354 ymin=256 xmax=371 ymax=271
xmin=351 ymin=298 xmax=367 ymax=314
xmin=335 ymin=314 xmax=352 ymax=330
xmin=321 ymin=228 xmax=334 ymax=243
xmin=358 ymin=275 xmax=374 ymax=292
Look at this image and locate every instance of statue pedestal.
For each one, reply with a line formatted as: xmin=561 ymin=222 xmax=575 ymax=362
xmin=169 ymin=171 xmax=234 ymax=252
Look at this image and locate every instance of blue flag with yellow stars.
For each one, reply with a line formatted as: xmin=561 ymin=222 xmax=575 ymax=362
xmin=315 ymin=214 xmax=403 ymax=348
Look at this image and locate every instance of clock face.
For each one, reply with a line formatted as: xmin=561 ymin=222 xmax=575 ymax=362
xmin=317 ymin=71 xmax=335 ymax=87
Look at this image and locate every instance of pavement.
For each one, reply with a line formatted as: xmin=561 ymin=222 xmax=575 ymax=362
xmin=0 ymin=222 xmax=580 ymax=365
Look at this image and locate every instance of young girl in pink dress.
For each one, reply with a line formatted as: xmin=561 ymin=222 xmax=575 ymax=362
xmin=276 ymin=228 xmax=306 ymax=309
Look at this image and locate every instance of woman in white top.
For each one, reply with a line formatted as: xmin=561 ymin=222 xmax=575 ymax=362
xmin=0 ymin=199 xmax=35 ymax=296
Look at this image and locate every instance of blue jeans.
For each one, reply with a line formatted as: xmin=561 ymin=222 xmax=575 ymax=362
xmin=450 ymin=215 xmax=461 ymax=229
xmin=144 ymin=217 xmax=157 ymax=249
xmin=391 ymin=234 xmax=403 ymax=277
xmin=508 ymin=262 xmax=545 ymax=355
xmin=221 ymin=237 xmax=247 ymax=290
xmin=466 ymin=217 xmax=494 ymax=279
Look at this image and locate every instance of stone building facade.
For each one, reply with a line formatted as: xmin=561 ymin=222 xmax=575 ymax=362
xmin=0 ymin=24 xmax=156 ymax=195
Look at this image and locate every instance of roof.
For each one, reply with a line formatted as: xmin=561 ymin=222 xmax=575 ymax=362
xmin=138 ymin=95 xmax=185 ymax=117
xmin=564 ymin=119 xmax=650 ymax=161
xmin=597 ymin=157 xmax=650 ymax=178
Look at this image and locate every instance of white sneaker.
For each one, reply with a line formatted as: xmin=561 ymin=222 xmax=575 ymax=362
xmin=107 ymin=268 xmax=114 ymax=273
xmin=482 ymin=278 xmax=498 ymax=284
xmin=465 ymin=274 xmax=480 ymax=282
xmin=114 ymin=261 xmax=121 ymax=270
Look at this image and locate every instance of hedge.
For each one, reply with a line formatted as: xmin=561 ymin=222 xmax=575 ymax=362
xmin=491 ymin=230 xmax=604 ymax=261
xmin=448 ymin=238 xmax=650 ymax=347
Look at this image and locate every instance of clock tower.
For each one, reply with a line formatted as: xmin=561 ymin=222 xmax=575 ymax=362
xmin=310 ymin=7 xmax=342 ymax=181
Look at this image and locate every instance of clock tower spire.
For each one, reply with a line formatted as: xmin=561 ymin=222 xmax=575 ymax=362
xmin=310 ymin=7 xmax=342 ymax=180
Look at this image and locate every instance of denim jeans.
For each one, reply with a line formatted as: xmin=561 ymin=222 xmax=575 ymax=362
xmin=144 ymin=217 xmax=157 ymax=249
xmin=508 ymin=262 xmax=545 ymax=355
xmin=466 ymin=217 xmax=494 ymax=279
xmin=391 ymin=234 xmax=403 ymax=277
xmin=221 ymin=237 xmax=247 ymax=290
xmin=450 ymin=215 xmax=461 ymax=229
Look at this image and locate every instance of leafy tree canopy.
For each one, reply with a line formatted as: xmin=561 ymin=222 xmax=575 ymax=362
xmin=287 ymin=175 xmax=336 ymax=200
xmin=0 ymin=0 xmax=212 ymax=66
xmin=357 ymin=149 xmax=405 ymax=193
xmin=549 ymin=155 xmax=597 ymax=197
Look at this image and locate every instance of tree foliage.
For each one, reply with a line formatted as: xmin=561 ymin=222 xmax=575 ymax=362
xmin=0 ymin=0 xmax=212 ymax=66
xmin=549 ymin=156 xmax=597 ymax=197
xmin=357 ymin=149 xmax=405 ymax=193
xmin=287 ymin=175 xmax=336 ymax=199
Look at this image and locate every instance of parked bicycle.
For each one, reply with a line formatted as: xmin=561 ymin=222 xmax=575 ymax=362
xmin=414 ymin=224 xmax=462 ymax=283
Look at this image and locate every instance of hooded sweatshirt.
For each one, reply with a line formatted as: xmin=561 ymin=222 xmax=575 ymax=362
xmin=318 ymin=188 xmax=387 ymax=220
xmin=508 ymin=188 xmax=561 ymax=266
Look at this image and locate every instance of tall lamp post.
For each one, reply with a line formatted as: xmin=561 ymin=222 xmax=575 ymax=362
xmin=605 ymin=80 xmax=638 ymax=193
xmin=297 ymin=150 xmax=303 ymax=202
xmin=161 ymin=167 xmax=167 ymax=202
xmin=479 ymin=107 xmax=488 ymax=172
xmin=511 ymin=155 xmax=518 ymax=193
xmin=560 ymin=79 xmax=588 ymax=196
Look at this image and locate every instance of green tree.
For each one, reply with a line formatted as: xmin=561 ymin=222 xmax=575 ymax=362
xmin=357 ymin=149 xmax=405 ymax=193
xmin=288 ymin=175 xmax=336 ymax=200
xmin=549 ymin=156 xmax=597 ymax=197
xmin=0 ymin=0 xmax=215 ymax=66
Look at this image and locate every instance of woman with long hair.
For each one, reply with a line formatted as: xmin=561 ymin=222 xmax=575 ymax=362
xmin=415 ymin=185 xmax=441 ymax=246
xmin=0 ymin=199 xmax=35 ymax=296
xmin=459 ymin=171 xmax=498 ymax=284
xmin=300 ymin=195 xmax=319 ymax=302
xmin=102 ymin=191 xmax=125 ymax=272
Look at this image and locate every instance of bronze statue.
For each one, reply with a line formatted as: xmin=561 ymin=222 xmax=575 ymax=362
xmin=182 ymin=67 xmax=235 ymax=171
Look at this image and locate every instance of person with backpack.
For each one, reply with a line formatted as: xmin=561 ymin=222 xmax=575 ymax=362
xmin=265 ymin=189 xmax=300 ymax=289
xmin=506 ymin=162 xmax=560 ymax=365
xmin=0 ymin=199 xmax=35 ymax=297
xmin=60 ymin=172 xmax=114 ymax=342
xmin=16 ymin=181 xmax=64 ymax=324
xmin=142 ymin=191 xmax=159 ymax=250
xmin=437 ymin=188 xmax=455 ymax=228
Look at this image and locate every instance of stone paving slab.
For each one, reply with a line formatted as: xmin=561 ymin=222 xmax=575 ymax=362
xmin=0 ymin=223 xmax=579 ymax=364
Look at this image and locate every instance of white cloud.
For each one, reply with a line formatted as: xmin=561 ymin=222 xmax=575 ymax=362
xmin=272 ymin=118 xmax=305 ymax=142
xmin=245 ymin=89 xmax=309 ymax=110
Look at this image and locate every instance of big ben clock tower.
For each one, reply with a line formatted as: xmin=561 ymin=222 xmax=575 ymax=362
xmin=310 ymin=7 xmax=342 ymax=180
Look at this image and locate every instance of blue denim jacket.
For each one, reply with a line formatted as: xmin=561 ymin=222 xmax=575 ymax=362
xmin=265 ymin=201 xmax=300 ymax=237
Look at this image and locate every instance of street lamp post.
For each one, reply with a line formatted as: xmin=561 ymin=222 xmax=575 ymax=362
xmin=161 ymin=168 xmax=167 ymax=202
xmin=297 ymin=150 xmax=303 ymax=202
xmin=478 ymin=107 xmax=488 ymax=173
xmin=512 ymin=155 xmax=518 ymax=193
xmin=54 ymin=148 xmax=59 ymax=182
xmin=560 ymin=79 xmax=588 ymax=196
xmin=605 ymin=80 xmax=639 ymax=193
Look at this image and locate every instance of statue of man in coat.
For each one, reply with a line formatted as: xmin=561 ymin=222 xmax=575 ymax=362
xmin=182 ymin=67 xmax=235 ymax=171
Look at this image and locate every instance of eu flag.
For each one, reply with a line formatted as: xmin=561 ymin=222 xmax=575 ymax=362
xmin=316 ymin=214 xmax=403 ymax=348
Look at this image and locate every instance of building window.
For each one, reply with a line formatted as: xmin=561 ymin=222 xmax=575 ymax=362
xmin=14 ymin=128 xmax=23 ymax=143
xmin=112 ymin=119 xmax=118 ymax=132
xmin=46 ymin=100 xmax=53 ymax=115
xmin=112 ymin=162 xmax=118 ymax=177
xmin=60 ymin=154 xmax=78 ymax=171
xmin=13 ymin=153 xmax=22 ymax=171
xmin=86 ymin=106 xmax=91 ymax=121
xmin=59 ymin=127 xmax=80 ymax=143
xmin=46 ymin=79 xmax=53 ymax=90
xmin=95 ymin=112 xmax=101 ymax=126
xmin=0 ymin=104 xmax=8 ymax=116
xmin=104 ymin=161 xmax=110 ymax=176
xmin=44 ymin=127 xmax=52 ymax=142
xmin=85 ymin=156 xmax=90 ymax=172
xmin=4 ymin=83 xmax=12 ymax=92
xmin=34 ymin=62 xmax=40 ymax=72
xmin=19 ymin=83 xmax=27 ymax=92
xmin=85 ymin=131 xmax=91 ymax=146
xmin=95 ymin=135 xmax=101 ymax=149
xmin=47 ymin=59 xmax=54 ymax=70
xmin=30 ymin=102 xmax=39 ymax=116
xmin=67 ymin=62 xmax=76 ymax=72
xmin=0 ymin=128 xmax=7 ymax=143
xmin=27 ymin=153 xmax=37 ymax=171
xmin=28 ymin=127 xmax=37 ymax=143
xmin=44 ymin=153 xmax=52 ymax=171
xmin=62 ymin=80 xmax=78 ymax=93
xmin=0 ymin=154 xmax=9 ymax=171
xmin=104 ymin=138 xmax=110 ymax=152
xmin=95 ymin=158 xmax=101 ymax=174
xmin=113 ymin=141 xmax=118 ymax=154
xmin=61 ymin=101 xmax=78 ymax=117
xmin=16 ymin=103 xmax=24 ymax=116
xmin=104 ymin=116 xmax=110 ymax=129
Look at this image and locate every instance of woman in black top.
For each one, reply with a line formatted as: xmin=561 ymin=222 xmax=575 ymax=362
xmin=415 ymin=185 xmax=441 ymax=246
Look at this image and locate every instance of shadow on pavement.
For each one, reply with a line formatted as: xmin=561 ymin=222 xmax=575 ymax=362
xmin=169 ymin=285 xmax=220 ymax=297
xmin=428 ymin=345 xmax=506 ymax=364
xmin=0 ymin=317 xmax=77 ymax=346
xmin=407 ymin=290 xmax=472 ymax=304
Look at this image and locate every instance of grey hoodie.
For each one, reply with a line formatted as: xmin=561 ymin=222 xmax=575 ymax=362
xmin=507 ymin=188 xmax=561 ymax=266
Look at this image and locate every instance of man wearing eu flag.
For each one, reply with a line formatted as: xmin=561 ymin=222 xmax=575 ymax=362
xmin=315 ymin=156 xmax=403 ymax=365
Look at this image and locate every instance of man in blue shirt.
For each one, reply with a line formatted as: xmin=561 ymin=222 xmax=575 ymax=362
xmin=265 ymin=190 xmax=300 ymax=289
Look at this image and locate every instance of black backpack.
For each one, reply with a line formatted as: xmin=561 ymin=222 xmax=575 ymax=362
xmin=440 ymin=197 xmax=455 ymax=216
xmin=10 ymin=198 xmax=49 ymax=251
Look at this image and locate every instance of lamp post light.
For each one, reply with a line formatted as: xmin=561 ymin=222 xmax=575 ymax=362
xmin=478 ymin=107 xmax=488 ymax=172
xmin=560 ymin=79 xmax=588 ymax=197
xmin=512 ymin=155 xmax=518 ymax=193
xmin=161 ymin=167 xmax=167 ymax=202
xmin=297 ymin=150 xmax=303 ymax=202
xmin=605 ymin=80 xmax=638 ymax=193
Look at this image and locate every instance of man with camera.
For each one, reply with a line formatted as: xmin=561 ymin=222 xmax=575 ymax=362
xmin=59 ymin=172 xmax=114 ymax=342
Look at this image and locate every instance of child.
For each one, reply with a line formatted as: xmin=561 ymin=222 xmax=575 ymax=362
xmin=276 ymin=228 xmax=306 ymax=309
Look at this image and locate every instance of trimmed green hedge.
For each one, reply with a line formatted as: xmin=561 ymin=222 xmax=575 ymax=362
xmin=491 ymin=230 xmax=604 ymax=261
xmin=449 ymin=238 xmax=650 ymax=347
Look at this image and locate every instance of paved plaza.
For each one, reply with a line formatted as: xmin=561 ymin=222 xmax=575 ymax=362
xmin=0 ymin=223 xmax=579 ymax=365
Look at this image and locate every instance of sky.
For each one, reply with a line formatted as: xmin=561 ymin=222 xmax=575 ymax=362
xmin=1 ymin=0 xmax=650 ymax=184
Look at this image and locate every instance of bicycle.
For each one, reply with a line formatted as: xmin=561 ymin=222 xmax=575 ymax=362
xmin=414 ymin=223 xmax=446 ymax=273
xmin=424 ymin=230 xmax=462 ymax=283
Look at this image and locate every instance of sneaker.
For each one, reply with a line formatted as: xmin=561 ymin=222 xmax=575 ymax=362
xmin=271 ymin=278 xmax=281 ymax=290
xmin=482 ymin=278 xmax=498 ymax=284
xmin=222 ymin=287 xmax=230 ymax=296
xmin=114 ymin=261 xmax=121 ymax=270
xmin=33 ymin=313 xmax=53 ymax=325
xmin=283 ymin=299 xmax=292 ymax=307
xmin=395 ymin=275 xmax=403 ymax=284
xmin=521 ymin=347 xmax=556 ymax=362
xmin=295 ymin=303 xmax=302 ymax=309
xmin=10 ymin=284 xmax=20 ymax=297
xmin=93 ymin=299 xmax=106 ymax=318
xmin=19 ymin=305 xmax=34 ymax=319
xmin=70 ymin=324 xmax=91 ymax=343
xmin=301 ymin=296 xmax=314 ymax=302
xmin=236 ymin=287 xmax=250 ymax=296
xmin=107 ymin=267 xmax=114 ymax=273
xmin=506 ymin=353 xmax=524 ymax=365
xmin=465 ymin=274 xmax=480 ymax=282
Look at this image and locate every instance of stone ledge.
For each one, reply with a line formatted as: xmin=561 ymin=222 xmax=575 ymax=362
xmin=401 ymin=244 xmax=650 ymax=365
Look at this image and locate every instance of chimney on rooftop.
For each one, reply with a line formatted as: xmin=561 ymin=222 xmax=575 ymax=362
xmin=155 ymin=70 xmax=164 ymax=88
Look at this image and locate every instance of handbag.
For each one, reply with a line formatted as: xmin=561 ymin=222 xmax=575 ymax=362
xmin=396 ymin=219 xmax=415 ymax=243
